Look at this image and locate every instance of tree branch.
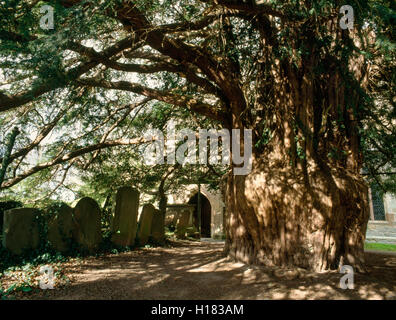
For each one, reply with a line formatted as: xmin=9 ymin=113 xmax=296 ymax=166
xmin=0 ymin=137 xmax=149 ymax=189
xmin=77 ymin=78 xmax=228 ymax=122
xmin=115 ymin=3 xmax=245 ymax=111
xmin=199 ymin=0 xmax=293 ymax=20
xmin=0 ymin=106 xmax=69 ymax=164
xmin=0 ymin=36 xmax=136 ymax=112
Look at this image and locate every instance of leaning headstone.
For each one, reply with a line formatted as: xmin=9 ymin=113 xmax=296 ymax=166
xmin=111 ymin=187 xmax=139 ymax=246
xmin=151 ymin=208 xmax=165 ymax=244
xmin=2 ymin=208 xmax=39 ymax=255
xmin=136 ymin=204 xmax=154 ymax=246
xmin=47 ymin=203 xmax=75 ymax=253
xmin=73 ymin=197 xmax=102 ymax=252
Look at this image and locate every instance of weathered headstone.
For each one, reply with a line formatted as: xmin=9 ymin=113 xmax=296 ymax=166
xmin=111 ymin=187 xmax=139 ymax=246
xmin=2 ymin=208 xmax=40 ymax=255
xmin=0 ymin=201 xmax=23 ymax=245
xmin=136 ymin=204 xmax=155 ymax=246
xmin=151 ymin=208 xmax=165 ymax=244
xmin=47 ymin=203 xmax=75 ymax=253
xmin=73 ymin=197 xmax=102 ymax=252
xmin=176 ymin=209 xmax=192 ymax=239
xmin=164 ymin=208 xmax=178 ymax=227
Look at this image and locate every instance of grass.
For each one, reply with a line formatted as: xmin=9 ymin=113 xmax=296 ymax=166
xmin=365 ymin=242 xmax=396 ymax=252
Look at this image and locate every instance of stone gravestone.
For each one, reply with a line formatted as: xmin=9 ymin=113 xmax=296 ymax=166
xmin=176 ymin=208 xmax=192 ymax=239
xmin=151 ymin=208 xmax=165 ymax=244
xmin=136 ymin=204 xmax=155 ymax=246
xmin=164 ymin=207 xmax=178 ymax=227
xmin=73 ymin=197 xmax=102 ymax=252
xmin=0 ymin=201 xmax=23 ymax=246
xmin=2 ymin=208 xmax=40 ymax=255
xmin=47 ymin=203 xmax=75 ymax=253
xmin=111 ymin=187 xmax=139 ymax=246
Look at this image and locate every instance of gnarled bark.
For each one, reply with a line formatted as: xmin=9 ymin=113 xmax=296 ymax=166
xmin=224 ymin=34 xmax=370 ymax=271
xmin=224 ymin=157 xmax=369 ymax=272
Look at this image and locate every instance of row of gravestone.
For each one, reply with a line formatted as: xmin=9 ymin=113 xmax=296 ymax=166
xmin=0 ymin=186 xmax=165 ymax=255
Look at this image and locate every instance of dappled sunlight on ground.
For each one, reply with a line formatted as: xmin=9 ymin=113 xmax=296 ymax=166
xmin=16 ymin=241 xmax=396 ymax=300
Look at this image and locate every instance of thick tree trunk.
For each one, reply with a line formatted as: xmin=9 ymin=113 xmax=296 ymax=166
xmin=222 ymin=23 xmax=370 ymax=271
xmin=224 ymin=152 xmax=369 ymax=272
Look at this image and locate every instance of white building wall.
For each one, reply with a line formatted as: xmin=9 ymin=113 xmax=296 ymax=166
xmin=383 ymin=193 xmax=396 ymax=223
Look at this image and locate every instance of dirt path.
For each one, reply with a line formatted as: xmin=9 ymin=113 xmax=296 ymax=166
xmin=24 ymin=241 xmax=396 ymax=300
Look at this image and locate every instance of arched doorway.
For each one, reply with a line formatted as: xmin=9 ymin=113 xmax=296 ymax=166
xmin=188 ymin=192 xmax=211 ymax=238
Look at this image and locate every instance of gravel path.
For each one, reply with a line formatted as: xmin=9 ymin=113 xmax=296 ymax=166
xmin=24 ymin=241 xmax=396 ymax=300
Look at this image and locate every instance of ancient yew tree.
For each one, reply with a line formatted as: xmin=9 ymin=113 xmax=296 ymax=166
xmin=0 ymin=1 xmax=394 ymax=271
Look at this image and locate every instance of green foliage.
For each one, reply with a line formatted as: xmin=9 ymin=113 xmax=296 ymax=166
xmin=1 ymin=282 xmax=32 ymax=300
xmin=0 ymin=0 xmax=394 ymax=198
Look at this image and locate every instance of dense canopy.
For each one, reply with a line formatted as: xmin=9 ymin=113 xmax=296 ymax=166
xmin=0 ymin=0 xmax=395 ymax=271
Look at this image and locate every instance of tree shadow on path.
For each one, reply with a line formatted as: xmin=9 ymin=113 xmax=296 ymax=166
xmin=25 ymin=241 xmax=396 ymax=300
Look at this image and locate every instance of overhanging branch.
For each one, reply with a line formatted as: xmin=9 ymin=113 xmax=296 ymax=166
xmin=77 ymin=78 xmax=228 ymax=122
xmin=0 ymin=137 xmax=149 ymax=189
xmin=0 ymin=36 xmax=136 ymax=112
